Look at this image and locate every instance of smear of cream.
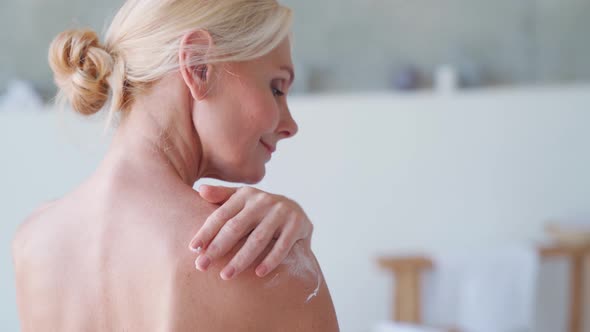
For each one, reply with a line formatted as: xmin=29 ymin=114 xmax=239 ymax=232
xmin=190 ymin=246 xmax=203 ymax=254
xmin=264 ymin=273 xmax=281 ymax=289
xmin=264 ymin=241 xmax=323 ymax=303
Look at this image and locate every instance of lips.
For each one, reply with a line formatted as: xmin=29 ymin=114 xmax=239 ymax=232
xmin=260 ymin=140 xmax=276 ymax=153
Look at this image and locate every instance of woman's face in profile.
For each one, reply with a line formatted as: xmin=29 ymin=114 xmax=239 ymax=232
xmin=193 ymin=38 xmax=298 ymax=184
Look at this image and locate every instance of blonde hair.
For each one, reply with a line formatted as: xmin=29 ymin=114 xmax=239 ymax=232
xmin=49 ymin=0 xmax=292 ymax=127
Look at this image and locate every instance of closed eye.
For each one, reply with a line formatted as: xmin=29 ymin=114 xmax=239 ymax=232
xmin=272 ymin=87 xmax=285 ymax=97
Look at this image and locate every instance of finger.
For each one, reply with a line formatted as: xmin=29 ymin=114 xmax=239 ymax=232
xmin=199 ymin=206 xmax=259 ymax=269
xmin=294 ymin=215 xmax=313 ymax=242
xmin=198 ymin=185 xmax=239 ymax=204
xmin=189 ymin=192 xmax=244 ymax=253
xmin=254 ymin=215 xmax=300 ymax=278
xmin=219 ymin=208 xmax=281 ymax=280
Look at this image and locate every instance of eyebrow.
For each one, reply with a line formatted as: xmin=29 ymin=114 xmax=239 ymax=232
xmin=280 ymin=65 xmax=295 ymax=87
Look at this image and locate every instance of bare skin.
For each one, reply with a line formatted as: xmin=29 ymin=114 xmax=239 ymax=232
xmin=12 ymin=34 xmax=339 ymax=331
xmin=13 ymin=160 xmax=337 ymax=331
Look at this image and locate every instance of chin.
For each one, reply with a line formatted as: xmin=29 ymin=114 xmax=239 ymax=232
xmin=240 ymin=164 xmax=266 ymax=184
xmin=243 ymin=170 xmax=265 ymax=184
xmin=219 ymin=165 xmax=265 ymax=184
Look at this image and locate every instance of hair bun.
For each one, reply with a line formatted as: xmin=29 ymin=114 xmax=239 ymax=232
xmin=49 ymin=29 xmax=114 ymax=115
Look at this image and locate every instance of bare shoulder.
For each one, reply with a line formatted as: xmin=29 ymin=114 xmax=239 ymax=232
xmin=162 ymin=189 xmax=339 ymax=331
xmin=169 ymin=235 xmax=339 ymax=332
xmin=12 ymin=200 xmax=58 ymax=262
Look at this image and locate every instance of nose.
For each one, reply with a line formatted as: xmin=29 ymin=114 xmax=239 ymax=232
xmin=277 ymin=105 xmax=298 ymax=139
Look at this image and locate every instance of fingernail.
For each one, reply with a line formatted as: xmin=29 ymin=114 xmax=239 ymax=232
xmin=221 ymin=266 xmax=235 ymax=280
xmin=256 ymin=265 xmax=267 ymax=277
xmin=189 ymin=240 xmax=203 ymax=253
xmin=196 ymin=255 xmax=211 ymax=271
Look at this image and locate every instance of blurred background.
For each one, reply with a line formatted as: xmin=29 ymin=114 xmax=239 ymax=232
xmin=1 ymin=1 xmax=590 ymax=332
xmin=2 ymin=0 xmax=590 ymax=96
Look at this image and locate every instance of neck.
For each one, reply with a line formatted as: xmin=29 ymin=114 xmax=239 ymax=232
xmin=99 ymin=74 xmax=206 ymax=187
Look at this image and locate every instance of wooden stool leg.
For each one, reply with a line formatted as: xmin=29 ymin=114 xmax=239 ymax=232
xmin=394 ymin=268 xmax=422 ymax=324
xmin=569 ymin=254 xmax=584 ymax=332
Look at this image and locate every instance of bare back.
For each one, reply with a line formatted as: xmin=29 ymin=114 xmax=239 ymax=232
xmin=12 ymin=172 xmax=338 ymax=332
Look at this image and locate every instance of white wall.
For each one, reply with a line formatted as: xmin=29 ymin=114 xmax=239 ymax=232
xmin=2 ymin=85 xmax=590 ymax=331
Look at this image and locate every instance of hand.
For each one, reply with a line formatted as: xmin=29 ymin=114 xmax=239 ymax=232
xmin=189 ymin=185 xmax=314 ymax=281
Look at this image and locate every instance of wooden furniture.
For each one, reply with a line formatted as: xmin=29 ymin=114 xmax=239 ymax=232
xmin=378 ymin=244 xmax=590 ymax=332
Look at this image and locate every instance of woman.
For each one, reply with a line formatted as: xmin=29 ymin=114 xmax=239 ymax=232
xmin=11 ymin=0 xmax=339 ymax=331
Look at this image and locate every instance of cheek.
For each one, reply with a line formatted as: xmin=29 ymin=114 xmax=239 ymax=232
xmin=226 ymin=99 xmax=277 ymax=181
xmin=195 ymin=93 xmax=270 ymax=164
xmin=194 ymin=79 xmax=277 ymax=181
xmin=222 ymin=70 xmax=279 ymax=139
xmin=241 ymin=89 xmax=279 ymax=133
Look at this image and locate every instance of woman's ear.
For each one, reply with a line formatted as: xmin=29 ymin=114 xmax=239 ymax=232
xmin=179 ymin=30 xmax=214 ymax=100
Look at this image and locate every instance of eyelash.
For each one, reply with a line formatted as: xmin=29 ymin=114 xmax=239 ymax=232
xmin=272 ymin=87 xmax=285 ymax=97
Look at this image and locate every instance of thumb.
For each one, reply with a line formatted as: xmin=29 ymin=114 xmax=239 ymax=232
xmin=198 ymin=185 xmax=238 ymax=204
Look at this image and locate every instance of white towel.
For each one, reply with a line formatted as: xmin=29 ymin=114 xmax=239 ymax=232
xmin=425 ymin=245 xmax=539 ymax=332
xmin=373 ymin=321 xmax=446 ymax=332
